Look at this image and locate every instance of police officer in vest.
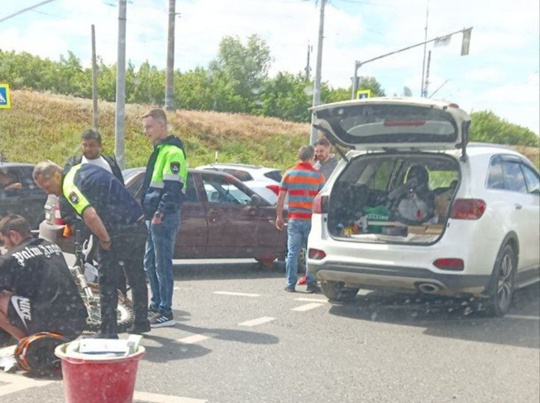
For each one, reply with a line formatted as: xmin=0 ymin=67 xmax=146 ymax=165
xmin=33 ymin=161 xmax=150 ymax=338
xmin=141 ymin=109 xmax=188 ymax=328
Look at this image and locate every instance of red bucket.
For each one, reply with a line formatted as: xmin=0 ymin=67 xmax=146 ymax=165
xmin=55 ymin=342 xmax=145 ymax=403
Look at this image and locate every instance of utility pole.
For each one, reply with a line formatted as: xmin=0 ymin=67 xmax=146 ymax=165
xmin=310 ymin=0 xmax=326 ymax=145
xmin=420 ymin=0 xmax=430 ymax=97
xmin=165 ymin=0 xmax=176 ymax=111
xmin=91 ymin=24 xmax=99 ymax=130
xmin=422 ymin=50 xmax=431 ymax=98
xmin=305 ymin=42 xmax=312 ymax=81
xmin=115 ymin=0 xmax=127 ymax=169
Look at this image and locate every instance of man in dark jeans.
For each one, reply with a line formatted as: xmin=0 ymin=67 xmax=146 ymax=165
xmin=33 ymin=161 xmax=150 ymax=338
xmin=61 ymin=128 xmax=127 ymax=295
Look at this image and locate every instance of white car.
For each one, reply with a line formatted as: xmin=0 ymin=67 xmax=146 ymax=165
xmin=195 ymin=163 xmax=282 ymax=204
xmin=307 ymin=97 xmax=540 ymax=316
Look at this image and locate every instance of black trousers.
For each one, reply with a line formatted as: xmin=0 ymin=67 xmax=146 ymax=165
xmin=97 ymin=221 xmax=149 ymax=336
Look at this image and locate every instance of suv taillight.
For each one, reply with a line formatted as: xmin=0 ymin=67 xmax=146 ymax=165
xmin=266 ymin=184 xmax=280 ymax=195
xmin=450 ymin=199 xmax=486 ymax=220
xmin=433 ymin=258 xmax=464 ymax=271
xmin=312 ymin=194 xmax=328 ymax=214
xmin=53 ymin=203 xmax=66 ymax=225
xmin=308 ymin=248 xmax=326 ymax=260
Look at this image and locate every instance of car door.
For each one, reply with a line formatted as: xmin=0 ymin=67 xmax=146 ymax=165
xmin=174 ymin=172 xmax=208 ymax=258
xmin=201 ymin=171 xmax=278 ymax=258
xmin=126 ymin=169 xmax=208 ymax=259
xmin=500 ymin=157 xmax=540 ymax=272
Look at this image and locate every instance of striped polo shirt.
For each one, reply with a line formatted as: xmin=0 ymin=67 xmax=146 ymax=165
xmin=279 ymin=162 xmax=325 ymax=220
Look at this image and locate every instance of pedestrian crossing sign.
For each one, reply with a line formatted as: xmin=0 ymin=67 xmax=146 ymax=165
xmin=356 ymin=89 xmax=371 ymax=99
xmin=0 ymin=84 xmax=11 ymax=109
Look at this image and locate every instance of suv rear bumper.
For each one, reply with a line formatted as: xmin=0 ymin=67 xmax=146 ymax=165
xmin=309 ymin=261 xmax=489 ymax=297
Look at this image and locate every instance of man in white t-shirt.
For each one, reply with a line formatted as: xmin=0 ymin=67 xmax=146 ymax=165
xmin=68 ymin=129 xmax=124 ymax=182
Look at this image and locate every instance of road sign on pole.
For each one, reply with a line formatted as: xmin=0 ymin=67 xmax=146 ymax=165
xmin=0 ymin=84 xmax=11 ymax=109
xmin=356 ymin=89 xmax=371 ymax=99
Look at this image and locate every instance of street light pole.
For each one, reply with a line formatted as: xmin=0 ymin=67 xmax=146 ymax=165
xmin=352 ymin=60 xmax=360 ymax=98
xmin=309 ymin=0 xmax=326 ymax=145
xmin=350 ymin=26 xmax=472 ymax=100
xmin=115 ymin=0 xmax=127 ymax=169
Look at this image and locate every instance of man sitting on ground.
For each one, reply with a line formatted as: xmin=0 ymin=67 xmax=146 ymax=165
xmin=0 ymin=214 xmax=88 ymax=343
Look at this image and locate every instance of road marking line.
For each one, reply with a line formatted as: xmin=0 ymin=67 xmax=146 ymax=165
xmin=505 ymin=314 xmax=540 ymax=321
xmin=0 ymin=373 xmax=54 ymax=397
xmin=238 ymin=317 xmax=276 ymax=327
xmin=177 ymin=334 xmax=210 ymax=344
xmin=295 ymin=297 xmax=327 ymax=303
xmin=292 ymin=303 xmax=324 ymax=312
xmin=134 ymin=391 xmax=207 ymax=402
xmin=213 ymin=291 xmax=260 ymax=297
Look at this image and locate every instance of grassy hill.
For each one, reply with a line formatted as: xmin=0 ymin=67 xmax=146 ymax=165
xmin=0 ymin=90 xmax=309 ymax=171
xmin=1 ymin=90 xmax=538 ymax=170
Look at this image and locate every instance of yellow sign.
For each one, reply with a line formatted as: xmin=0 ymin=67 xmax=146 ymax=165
xmin=356 ymin=89 xmax=371 ymax=99
xmin=0 ymin=83 xmax=11 ymax=109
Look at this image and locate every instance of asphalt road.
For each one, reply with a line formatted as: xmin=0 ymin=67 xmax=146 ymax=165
xmin=1 ymin=258 xmax=539 ymax=403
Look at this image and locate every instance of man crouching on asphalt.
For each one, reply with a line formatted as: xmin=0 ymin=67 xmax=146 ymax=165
xmin=0 ymin=214 xmax=88 ymax=344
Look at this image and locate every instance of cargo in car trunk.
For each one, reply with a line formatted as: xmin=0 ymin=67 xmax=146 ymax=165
xmin=327 ymin=152 xmax=460 ymax=243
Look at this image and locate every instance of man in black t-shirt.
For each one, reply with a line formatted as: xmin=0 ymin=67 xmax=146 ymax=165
xmin=0 ymin=214 xmax=87 ymax=342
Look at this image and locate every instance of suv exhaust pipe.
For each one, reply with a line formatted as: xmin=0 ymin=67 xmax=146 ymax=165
xmin=417 ymin=282 xmax=442 ymax=294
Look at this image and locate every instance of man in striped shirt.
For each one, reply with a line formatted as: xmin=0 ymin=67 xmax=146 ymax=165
xmin=275 ymin=145 xmax=325 ymax=293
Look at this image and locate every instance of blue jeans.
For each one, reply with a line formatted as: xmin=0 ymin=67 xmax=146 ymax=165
xmin=144 ymin=211 xmax=181 ymax=315
xmin=286 ymin=219 xmax=316 ymax=288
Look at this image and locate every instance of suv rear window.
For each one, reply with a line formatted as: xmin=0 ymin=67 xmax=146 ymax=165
xmin=264 ymin=170 xmax=282 ymax=183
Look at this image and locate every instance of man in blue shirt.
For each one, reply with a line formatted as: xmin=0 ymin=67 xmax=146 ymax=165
xmin=33 ymin=161 xmax=150 ymax=338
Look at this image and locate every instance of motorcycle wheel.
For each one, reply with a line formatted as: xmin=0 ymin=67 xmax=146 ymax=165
xmin=83 ymin=295 xmax=134 ymax=333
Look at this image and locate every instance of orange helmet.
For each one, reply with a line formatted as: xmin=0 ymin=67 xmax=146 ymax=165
xmin=15 ymin=332 xmax=69 ymax=375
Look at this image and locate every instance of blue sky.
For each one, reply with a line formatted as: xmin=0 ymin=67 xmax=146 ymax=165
xmin=1 ymin=0 xmax=539 ymax=134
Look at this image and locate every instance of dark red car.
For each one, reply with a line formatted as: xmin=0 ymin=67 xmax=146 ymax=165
xmin=40 ymin=168 xmax=287 ymax=264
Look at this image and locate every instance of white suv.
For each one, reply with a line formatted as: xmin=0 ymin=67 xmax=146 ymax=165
xmin=195 ymin=163 xmax=282 ymax=204
xmin=307 ymin=97 xmax=540 ymax=316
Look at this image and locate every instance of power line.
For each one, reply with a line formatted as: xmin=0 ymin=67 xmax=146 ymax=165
xmin=0 ymin=0 xmax=56 ymax=23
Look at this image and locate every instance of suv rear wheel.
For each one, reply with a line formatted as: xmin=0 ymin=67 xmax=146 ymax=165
xmin=321 ymin=281 xmax=359 ymax=303
xmin=484 ymin=244 xmax=516 ymax=317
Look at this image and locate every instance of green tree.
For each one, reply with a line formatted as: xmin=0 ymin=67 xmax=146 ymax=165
xmin=128 ymin=61 xmax=165 ymax=105
xmin=54 ymin=51 xmax=91 ymax=97
xmin=256 ymin=72 xmax=312 ymax=122
xmin=95 ymin=59 xmax=117 ymax=102
xmin=209 ymin=34 xmax=272 ymax=112
xmin=470 ymin=111 xmax=539 ymax=147
xmin=175 ymin=67 xmax=215 ymax=110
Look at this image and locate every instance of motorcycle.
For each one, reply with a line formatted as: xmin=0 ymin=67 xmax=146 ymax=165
xmin=69 ymin=230 xmax=134 ymax=333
